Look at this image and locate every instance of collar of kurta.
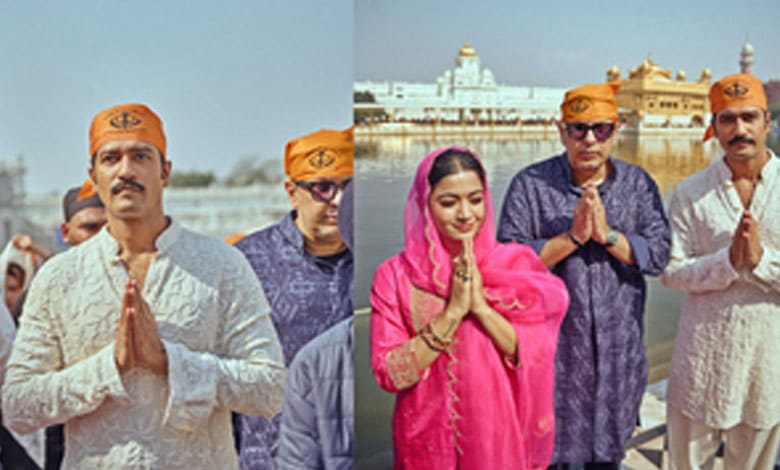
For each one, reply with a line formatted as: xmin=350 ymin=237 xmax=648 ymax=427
xmin=715 ymin=150 xmax=779 ymax=183
xmin=279 ymin=210 xmax=306 ymax=251
xmin=95 ymin=216 xmax=182 ymax=258
xmin=558 ymin=153 xmax=619 ymax=196
xmin=279 ymin=210 xmax=352 ymax=264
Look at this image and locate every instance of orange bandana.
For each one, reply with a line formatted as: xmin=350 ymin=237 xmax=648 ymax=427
xmin=703 ymin=73 xmax=767 ymax=141
xmin=284 ymin=127 xmax=354 ymax=181
xmin=76 ymin=177 xmax=97 ymax=201
xmin=560 ymin=82 xmax=620 ymax=123
xmin=225 ymin=233 xmax=246 ymax=245
xmin=89 ymin=103 xmax=166 ymax=158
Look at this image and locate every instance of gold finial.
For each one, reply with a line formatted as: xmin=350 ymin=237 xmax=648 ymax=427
xmin=459 ymin=42 xmax=476 ymax=57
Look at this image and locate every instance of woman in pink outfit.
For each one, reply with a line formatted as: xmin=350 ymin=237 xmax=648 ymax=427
xmin=370 ymin=146 xmax=570 ymax=469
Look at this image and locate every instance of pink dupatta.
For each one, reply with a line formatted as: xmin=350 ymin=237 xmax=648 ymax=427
xmin=400 ymin=146 xmax=569 ymax=469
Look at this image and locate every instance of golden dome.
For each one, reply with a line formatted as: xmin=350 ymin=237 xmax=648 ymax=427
xmin=459 ymin=42 xmax=477 ymax=57
xmin=628 ymin=56 xmax=671 ymax=80
xmin=607 ymin=65 xmax=621 ymax=81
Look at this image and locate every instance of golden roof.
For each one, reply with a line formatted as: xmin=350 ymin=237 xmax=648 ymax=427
xmin=628 ymin=57 xmax=671 ymax=80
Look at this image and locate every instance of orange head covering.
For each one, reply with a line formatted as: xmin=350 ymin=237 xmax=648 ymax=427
xmin=284 ymin=127 xmax=353 ymax=181
xmin=703 ymin=73 xmax=767 ymax=141
xmin=224 ymin=233 xmax=246 ymax=245
xmin=89 ymin=103 xmax=166 ymax=159
xmin=75 ymin=177 xmax=97 ymax=202
xmin=560 ymin=82 xmax=621 ymax=123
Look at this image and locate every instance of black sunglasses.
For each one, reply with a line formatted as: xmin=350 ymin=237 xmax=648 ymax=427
xmin=294 ymin=179 xmax=351 ymax=203
xmin=565 ymin=122 xmax=616 ymax=142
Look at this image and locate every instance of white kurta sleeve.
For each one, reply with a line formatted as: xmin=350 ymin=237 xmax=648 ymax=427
xmin=162 ymin=254 xmax=285 ymax=432
xmin=1 ymin=274 xmax=130 ymax=434
xmin=661 ymin=187 xmax=740 ymax=293
xmin=746 ymin=246 xmax=780 ymax=293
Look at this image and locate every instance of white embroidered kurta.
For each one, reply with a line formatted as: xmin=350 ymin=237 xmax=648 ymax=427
xmin=1 ymin=220 xmax=286 ymax=469
xmin=662 ymin=154 xmax=780 ymax=430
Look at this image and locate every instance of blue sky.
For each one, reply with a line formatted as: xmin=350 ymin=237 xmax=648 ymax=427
xmin=356 ymin=0 xmax=780 ymax=86
xmin=0 ymin=0 xmax=352 ymax=195
xmin=1 ymin=0 xmax=777 ymax=195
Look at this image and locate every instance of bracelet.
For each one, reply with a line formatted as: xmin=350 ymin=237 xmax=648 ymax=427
xmin=419 ymin=327 xmax=446 ymax=352
xmin=566 ymin=229 xmax=584 ymax=248
xmin=426 ymin=322 xmax=452 ymax=348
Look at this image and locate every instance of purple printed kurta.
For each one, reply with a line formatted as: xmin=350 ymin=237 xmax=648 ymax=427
xmin=497 ymin=154 xmax=671 ymax=463
xmin=235 ymin=211 xmax=353 ymax=469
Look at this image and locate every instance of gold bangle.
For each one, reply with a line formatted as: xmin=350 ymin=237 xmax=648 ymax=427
xmin=427 ymin=322 xmax=452 ymax=348
xmin=418 ymin=327 xmax=446 ymax=352
xmin=421 ymin=322 xmax=451 ymax=349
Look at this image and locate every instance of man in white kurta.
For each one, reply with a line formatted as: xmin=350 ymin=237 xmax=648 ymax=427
xmin=662 ymin=73 xmax=780 ymax=470
xmin=1 ymin=103 xmax=286 ymax=469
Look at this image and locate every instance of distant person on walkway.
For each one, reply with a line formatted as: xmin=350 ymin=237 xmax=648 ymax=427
xmin=0 ymin=229 xmax=58 ymax=469
xmin=276 ymin=180 xmax=355 ymax=470
xmin=2 ymin=103 xmax=285 ymax=469
xmin=9 ymin=181 xmax=106 ymax=321
xmin=1 ymin=234 xmax=49 ymax=316
xmin=497 ymin=82 xmax=671 ymax=468
xmin=235 ymin=127 xmax=354 ymax=469
xmin=0 ymin=234 xmax=34 ymax=467
xmin=662 ymin=73 xmax=780 ymax=470
xmin=60 ymin=181 xmax=107 ymax=247
xmin=3 ymin=262 xmax=26 ymax=316
xmin=371 ymin=147 xmax=569 ymax=469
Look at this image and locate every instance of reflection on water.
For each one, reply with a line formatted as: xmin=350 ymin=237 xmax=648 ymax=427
xmin=614 ymin=137 xmax=713 ymax=198
xmin=353 ymin=133 xmax=749 ymax=468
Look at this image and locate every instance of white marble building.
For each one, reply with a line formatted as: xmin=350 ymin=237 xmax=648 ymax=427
xmin=354 ymin=43 xmax=566 ymax=123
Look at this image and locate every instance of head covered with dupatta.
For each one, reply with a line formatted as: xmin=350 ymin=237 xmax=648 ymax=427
xmin=401 ymin=146 xmax=564 ymax=321
xmin=399 ymin=145 xmax=569 ymax=467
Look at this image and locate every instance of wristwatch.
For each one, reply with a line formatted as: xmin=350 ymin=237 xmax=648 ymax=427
xmin=604 ymin=230 xmax=619 ymax=247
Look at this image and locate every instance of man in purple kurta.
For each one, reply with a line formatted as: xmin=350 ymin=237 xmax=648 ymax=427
xmin=235 ymin=128 xmax=354 ymax=469
xmin=497 ymin=83 xmax=670 ymax=468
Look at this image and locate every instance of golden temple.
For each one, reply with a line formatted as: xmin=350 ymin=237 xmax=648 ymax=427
xmin=607 ymin=57 xmax=711 ymax=129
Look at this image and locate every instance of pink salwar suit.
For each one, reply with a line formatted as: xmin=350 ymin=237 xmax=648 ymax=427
xmin=370 ymin=147 xmax=570 ymax=469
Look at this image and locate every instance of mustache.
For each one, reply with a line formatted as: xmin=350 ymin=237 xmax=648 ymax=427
xmin=728 ymin=136 xmax=755 ymax=146
xmin=111 ymin=178 xmax=145 ymax=194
